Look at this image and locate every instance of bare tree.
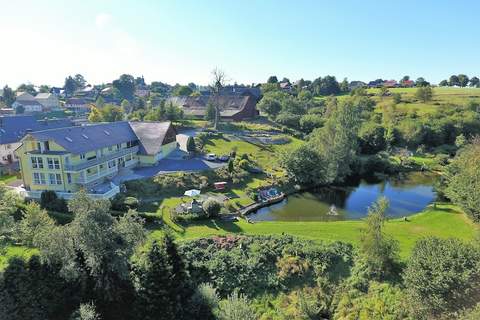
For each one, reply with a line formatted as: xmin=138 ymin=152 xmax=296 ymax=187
xmin=210 ymin=68 xmax=229 ymax=130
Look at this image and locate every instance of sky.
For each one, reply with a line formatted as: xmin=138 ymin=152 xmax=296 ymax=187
xmin=1 ymin=0 xmax=480 ymax=88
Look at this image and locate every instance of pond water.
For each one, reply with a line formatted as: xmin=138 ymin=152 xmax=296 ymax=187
xmin=250 ymin=172 xmax=437 ymax=221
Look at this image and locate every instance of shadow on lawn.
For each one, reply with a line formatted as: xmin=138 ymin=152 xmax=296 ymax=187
xmin=182 ymin=219 xmax=243 ymax=234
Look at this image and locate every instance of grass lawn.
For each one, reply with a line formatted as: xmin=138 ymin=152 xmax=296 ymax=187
xmin=0 ymin=246 xmax=37 ymax=270
xmin=0 ymin=175 xmax=18 ymax=184
xmin=154 ymin=203 xmax=478 ymax=259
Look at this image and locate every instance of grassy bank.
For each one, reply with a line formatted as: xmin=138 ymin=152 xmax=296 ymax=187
xmin=153 ymin=203 xmax=478 ymax=259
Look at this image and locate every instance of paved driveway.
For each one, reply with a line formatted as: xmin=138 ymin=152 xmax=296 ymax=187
xmin=113 ymin=156 xmax=226 ymax=183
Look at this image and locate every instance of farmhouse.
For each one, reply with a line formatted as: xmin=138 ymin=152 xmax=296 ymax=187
xmin=166 ymin=95 xmax=258 ymax=121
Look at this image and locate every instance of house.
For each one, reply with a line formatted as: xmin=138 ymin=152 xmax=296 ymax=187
xmin=35 ymin=93 xmax=60 ymax=110
xmin=65 ymin=98 xmax=90 ymax=113
xmin=384 ymin=80 xmax=398 ymax=88
xmin=15 ymin=121 xmax=177 ymax=200
xmin=166 ymin=95 xmax=258 ymax=121
xmin=12 ymin=92 xmax=44 ymax=113
xmin=74 ymin=84 xmax=98 ymax=99
xmin=401 ymin=79 xmax=415 ymax=87
xmin=220 ymin=85 xmax=262 ymax=101
xmin=0 ymin=115 xmax=73 ymax=166
xmin=279 ymin=81 xmax=293 ymax=92
xmin=349 ymin=81 xmax=367 ymax=90
xmin=50 ymin=87 xmax=64 ymax=96
xmin=135 ymin=86 xmax=150 ymax=98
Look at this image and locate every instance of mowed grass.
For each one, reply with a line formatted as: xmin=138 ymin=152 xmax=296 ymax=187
xmin=0 ymin=175 xmax=18 ymax=184
xmin=162 ymin=203 xmax=478 ymax=259
xmin=0 ymin=246 xmax=37 ymax=270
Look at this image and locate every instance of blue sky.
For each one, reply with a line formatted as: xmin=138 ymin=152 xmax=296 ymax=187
xmin=1 ymin=0 xmax=479 ymax=87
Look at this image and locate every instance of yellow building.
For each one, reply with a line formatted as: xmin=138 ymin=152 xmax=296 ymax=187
xmin=15 ymin=121 xmax=177 ymax=200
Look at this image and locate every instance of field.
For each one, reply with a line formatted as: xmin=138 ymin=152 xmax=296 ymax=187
xmin=159 ymin=203 xmax=478 ymax=259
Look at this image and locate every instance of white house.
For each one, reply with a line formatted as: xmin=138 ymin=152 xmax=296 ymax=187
xmin=12 ymin=92 xmax=44 ymax=113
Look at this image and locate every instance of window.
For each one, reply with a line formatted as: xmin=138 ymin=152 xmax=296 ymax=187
xmin=47 ymin=158 xmax=60 ymax=169
xmin=125 ymin=154 xmax=132 ymax=161
xmin=80 ymin=154 xmax=86 ymax=160
xmin=49 ymin=173 xmax=62 ymax=185
xmin=116 ymin=144 xmax=121 ymax=150
xmin=33 ymin=173 xmax=46 ymax=185
xmin=67 ymin=173 xmax=72 ymax=184
xmin=6 ymin=144 xmax=11 ymax=149
xmin=99 ymin=164 xmax=105 ymax=171
xmin=108 ymin=160 xmax=116 ymax=168
xmin=31 ymin=157 xmax=44 ymax=169
xmin=108 ymin=146 xmax=113 ymax=152
xmin=127 ymin=140 xmax=137 ymax=148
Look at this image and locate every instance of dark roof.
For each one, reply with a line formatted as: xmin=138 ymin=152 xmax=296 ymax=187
xmin=28 ymin=121 xmax=174 ymax=155
xmin=129 ymin=121 xmax=173 ymax=155
xmin=0 ymin=115 xmax=73 ymax=145
xmin=66 ymin=98 xmax=88 ymax=105
xmin=16 ymin=100 xmax=43 ymax=106
xmin=30 ymin=122 xmax=137 ymax=154
xmin=166 ymin=95 xmax=253 ymax=117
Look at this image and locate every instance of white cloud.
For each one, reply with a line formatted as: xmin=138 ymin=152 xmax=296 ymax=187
xmin=95 ymin=13 xmax=112 ymax=29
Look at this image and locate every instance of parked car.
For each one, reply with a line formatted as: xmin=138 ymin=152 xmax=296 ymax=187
xmin=204 ymin=153 xmax=217 ymax=161
xmin=218 ymin=155 xmax=230 ymax=162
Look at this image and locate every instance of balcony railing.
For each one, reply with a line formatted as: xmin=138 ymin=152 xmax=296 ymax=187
xmin=77 ymin=166 xmax=118 ymax=184
xmin=64 ymin=146 xmax=139 ymax=172
xmin=11 ymin=184 xmax=121 ymax=200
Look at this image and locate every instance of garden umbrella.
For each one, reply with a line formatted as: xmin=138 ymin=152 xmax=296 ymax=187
xmin=184 ymin=189 xmax=201 ymax=197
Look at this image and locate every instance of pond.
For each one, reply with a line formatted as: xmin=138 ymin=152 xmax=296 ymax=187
xmin=249 ymin=172 xmax=437 ymax=221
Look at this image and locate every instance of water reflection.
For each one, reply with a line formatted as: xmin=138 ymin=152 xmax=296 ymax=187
xmin=250 ymin=172 xmax=437 ymax=221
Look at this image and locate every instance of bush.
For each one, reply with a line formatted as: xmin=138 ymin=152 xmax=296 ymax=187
xmin=124 ymin=197 xmax=139 ymax=209
xmin=40 ymin=190 xmax=68 ymax=213
xmin=202 ymin=199 xmax=222 ymax=218
xmin=238 ymin=159 xmax=250 ymax=170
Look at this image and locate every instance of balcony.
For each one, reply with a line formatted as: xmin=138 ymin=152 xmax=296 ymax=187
xmin=77 ymin=166 xmax=118 ymax=184
xmin=11 ymin=183 xmax=120 ymax=200
xmin=64 ymin=146 xmax=139 ymax=172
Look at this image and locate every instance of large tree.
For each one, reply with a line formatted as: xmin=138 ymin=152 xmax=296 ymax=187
xmin=404 ymin=237 xmax=480 ymax=318
xmin=444 ymin=137 xmax=480 ymax=221
xmin=64 ymin=76 xmax=77 ymax=97
xmin=2 ymin=85 xmax=15 ymax=107
xmin=358 ymin=197 xmax=399 ymax=280
xmin=469 ymin=76 xmax=480 ymax=87
xmin=210 ymin=68 xmax=228 ymax=130
xmin=458 ymin=74 xmax=470 ymax=87
xmin=449 ymin=75 xmax=460 ymax=87
xmin=415 ymin=85 xmax=433 ymax=102
xmin=113 ymin=74 xmax=136 ymax=101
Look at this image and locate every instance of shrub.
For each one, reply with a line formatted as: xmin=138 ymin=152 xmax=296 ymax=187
xmin=124 ymin=197 xmax=139 ymax=209
xmin=238 ymin=159 xmax=250 ymax=170
xmin=40 ymin=190 xmax=68 ymax=213
xmin=202 ymin=199 xmax=222 ymax=218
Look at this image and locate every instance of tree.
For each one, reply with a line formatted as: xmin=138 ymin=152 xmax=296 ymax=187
xmin=415 ymin=77 xmax=429 ymax=87
xmin=228 ymin=159 xmax=234 ymax=175
xmin=101 ymin=104 xmax=124 ymax=122
xmin=64 ymin=76 xmax=77 ymax=97
xmin=204 ymin=102 xmax=216 ymax=122
xmin=218 ymin=291 xmax=257 ymax=320
xmin=210 ymin=68 xmax=228 ymax=130
xmin=458 ymin=74 xmax=469 ymax=87
xmin=113 ymin=74 xmax=135 ymax=101
xmin=404 ymin=237 xmax=480 ymax=318
xmin=70 ymin=302 xmax=101 ymax=320
xmin=133 ymin=234 xmax=193 ymax=320
xmin=401 ymin=75 xmax=410 ymax=82
xmin=358 ymin=197 xmax=399 ymax=280
xmin=439 ymin=79 xmax=449 ymax=86
xmin=88 ymin=106 xmax=104 ymax=123
xmin=340 ymin=78 xmax=349 ymax=93
xmin=17 ymin=83 xmax=36 ymax=95
xmin=415 ymin=85 xmax=433 ymax=102
xmin=19 ymin=202 xmax=55 ymax=247
xmin=121 ymin=99 xmax=132 ymax=114
xmin=257 ymin=95 xmax=282 ymax=119
xmin=95 ymin=96 xmax=105 ymax=108
xmin=39 ymin=85 xmax=50 ymax=93
xmin=392 ymin=92 xmax=401 ymax=104
xmin=172 ymin=85 xmax=193 ymax=96
xmin=186 ymin=136 xmax=196 ymax=153
xmin=280 ymin=144 xmax=327 ymax=185
xmin=267 ymin=76 xmax=278 ymax=84
xmin=165 ymin=103 xmax=183 ymax=121
xmin=469 ymin=76 xmax=480 ymax=87
xmin=0 ymin=183 xmax=22 ymax=249
xmin=2 ymin=85 xmax=15 ymax=107
xmin=449 ymin=75 xmax=460 ymax=87
xmin=74 ymin=74 xmax=87 ymax=89
xmin=202 ymin=199 xmax=222 ymax=218
xmin=444 ymin=138 xmax=480 ymax=221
